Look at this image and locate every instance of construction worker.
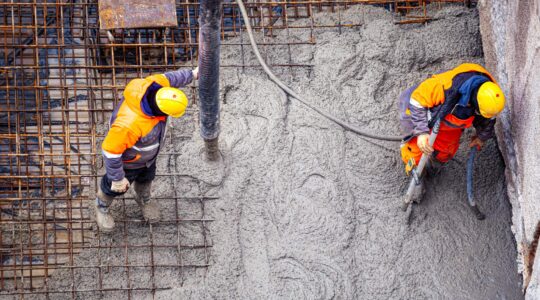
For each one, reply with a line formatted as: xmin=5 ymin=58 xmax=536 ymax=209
xmin=399 ymin=63 xmax=505 ymax=193
xmin=95 ymin=67 xmax=199 ymax=232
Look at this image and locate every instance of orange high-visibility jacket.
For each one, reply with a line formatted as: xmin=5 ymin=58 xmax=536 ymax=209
xmin=102 ymin=69 xmax=193 ymax=181
xmin=399 ymin=63 xmax=497 ymax=140
xmin=410 ymin=63 xmax=496 ymax=108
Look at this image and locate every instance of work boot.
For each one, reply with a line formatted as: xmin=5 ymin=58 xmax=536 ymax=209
xmin=95 ymin=189 xmax=115 ymax=232
xmin=134 ymin=181 xmax=160 ymax=224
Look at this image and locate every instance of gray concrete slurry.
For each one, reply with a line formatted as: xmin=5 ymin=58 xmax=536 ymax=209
xmin=38 ymin=5 xmax=522 ymax=300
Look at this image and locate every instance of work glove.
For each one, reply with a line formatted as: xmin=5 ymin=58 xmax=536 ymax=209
xmin=469 ymin=135 xmax=484 ymax=151
xmin=192 ymin=67 xmax=199 ymax=80
xmin=417 ymin=133 xmax=434 ymax=155
xmin=111 ymin=177 xmax=130 ymax=193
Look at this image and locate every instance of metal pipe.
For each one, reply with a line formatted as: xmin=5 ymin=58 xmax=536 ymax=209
xmin=198 ymin=0 xmax=222 ymax=160
xmin=402 ymin=118 xmax=441 ymax=209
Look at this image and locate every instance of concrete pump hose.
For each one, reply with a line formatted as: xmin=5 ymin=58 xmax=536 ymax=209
xmin=235 ymin=0 xmax=403 ymax=142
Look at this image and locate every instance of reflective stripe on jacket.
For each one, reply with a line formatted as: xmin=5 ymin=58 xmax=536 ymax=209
xmin=399 ymin=63 xmax=497 ymax=140
xmin=102 ymin=69 xmax=193 ymax=181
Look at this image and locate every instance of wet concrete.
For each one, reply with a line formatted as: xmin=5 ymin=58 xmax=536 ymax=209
xmin=192 ymin=5 xmax=522 ymax=299
xmin=36 ymin=4 xmax=522 ymax=300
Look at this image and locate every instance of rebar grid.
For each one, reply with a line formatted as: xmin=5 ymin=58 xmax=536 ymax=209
xmin=1 ymin=0 xmax=473 ymax=298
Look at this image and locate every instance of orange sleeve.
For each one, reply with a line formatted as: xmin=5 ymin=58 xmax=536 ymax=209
xmin=102 ymin=126 xmax=140 ymax=155
xmin=410 ymin=77 xmax=445 ymax=108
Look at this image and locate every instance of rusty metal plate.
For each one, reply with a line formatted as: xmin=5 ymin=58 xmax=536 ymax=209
xmin=99 ymin=0 xmax=178 ymax=29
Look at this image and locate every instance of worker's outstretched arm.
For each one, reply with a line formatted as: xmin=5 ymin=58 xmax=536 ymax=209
xmin=102 ymin=126 xmax=140 ymax=181
xmin=163 ymin=69 xmax=195 ymax=88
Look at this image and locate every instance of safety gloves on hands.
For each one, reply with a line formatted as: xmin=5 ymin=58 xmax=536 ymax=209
xmin=192 ymin=67 xmax=199 ymax=80
xmin=417 ymin=133 xmax=434 ymax=155
xmin=469 ymin=135 xmax=484 ymax=151
xmin=111 ymin=177 xmax=130 ymax=193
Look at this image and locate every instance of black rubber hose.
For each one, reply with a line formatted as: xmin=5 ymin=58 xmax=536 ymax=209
xmin=466 ymin=147 xmax=485 ymax=220
xmin=466 ymin=146 xmax=477 ymax=207
xmin=198 ymin=0 xmax=222 ymax=141
xmin=235 ymin=0 xmax=403 ymax=142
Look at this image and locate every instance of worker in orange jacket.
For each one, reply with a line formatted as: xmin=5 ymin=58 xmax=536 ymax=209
xmin=398 ymin=63 xmax=505 ymax=197
xmin=96 ymin=67 xmax=199 ymax=232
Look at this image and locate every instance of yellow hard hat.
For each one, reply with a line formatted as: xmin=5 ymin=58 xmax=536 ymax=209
xmin=155 ymin=87 xmax=188 ymax=118
xmin=477 ymin=82 xmax=505 ymax=118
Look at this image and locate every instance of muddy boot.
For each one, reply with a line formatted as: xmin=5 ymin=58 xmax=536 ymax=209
xmin=134 ymin=181 xmax=160 ymax=224
xmin=95 ymin=188 xmax=115 ymax=232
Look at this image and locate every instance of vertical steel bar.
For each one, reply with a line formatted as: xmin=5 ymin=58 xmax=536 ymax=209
xmin=122 ymin=197 xmax=132 ymax=300
xmin=170 ymin=125 xmax=184 ymax=286
xmin=149 ymin=223 xmax=156 ymax=297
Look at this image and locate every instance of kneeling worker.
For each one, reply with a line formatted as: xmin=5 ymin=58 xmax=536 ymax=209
xmin=398 ymin=63 xmax=505 ymax=194
xmin=96 ymin=67 xmax=199 ymax=232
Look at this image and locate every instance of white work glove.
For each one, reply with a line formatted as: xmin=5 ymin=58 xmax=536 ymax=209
xmin=192 ymin=67 xmax=199 ymax=80
xmin=111 ymin=177 xmax=130 ymax=193
xmin=417 ymin=133 xmax=434 ymax=155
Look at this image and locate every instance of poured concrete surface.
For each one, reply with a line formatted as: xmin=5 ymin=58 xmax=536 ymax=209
xmin=180 ymin=5 xmax=521 ymax=299
xmin=36 ymin=5 xmax=522 ymax=299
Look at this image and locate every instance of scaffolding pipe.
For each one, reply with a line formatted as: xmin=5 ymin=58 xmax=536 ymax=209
xmin=198 ymin=0 xmax=222 ymax=160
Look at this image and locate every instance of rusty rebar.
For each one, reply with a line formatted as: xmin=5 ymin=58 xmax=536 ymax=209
xmin=0 ymin=0 xmax=473 ymax=297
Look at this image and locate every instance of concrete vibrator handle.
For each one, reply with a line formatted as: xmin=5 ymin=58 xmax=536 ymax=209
xmin=402 ymin=119 xmax=440 ymax=210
